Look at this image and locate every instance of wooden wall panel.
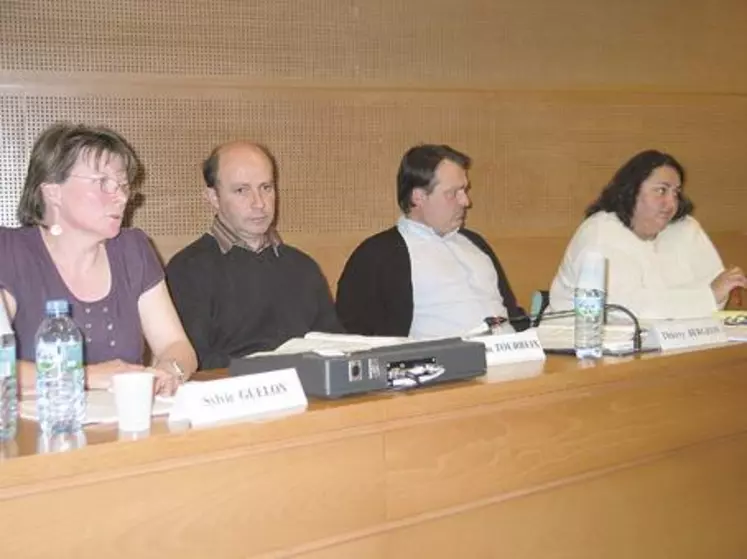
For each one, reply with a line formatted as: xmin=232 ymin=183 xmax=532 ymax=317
xmin=1 ymin=0 xmax=746 ymax=292
xmin=384 ymin=362 xmax=747 ymax=520
xmin=3 ymin=1 xmax=747 ymax=90
xmin=2 ymin=91 xmax=747 ymax=237
xmin=2 ymin=434 xmax=387 ymax=558
xmin=0 ymin=94 xmax=26 ymax=227
xmin=2 ymin=347 xmax=747 ymax=558
xmin=382 ymin=434 xmax=747 ymax=559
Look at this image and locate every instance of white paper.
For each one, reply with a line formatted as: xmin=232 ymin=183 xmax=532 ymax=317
xmin=537 ymin=317 xmax=658 ymax=353
xmin=21 ymin=390 xmax=174 ymax=425
xmin=246 ymin=331 xmax=415 ymax=358
xmin=714 ymin=312 xmax=747 ymax=342
xmin=724 ymin=326 xmax=747 ymax=342
xmin=649 ymin=317 xmax=728 ymax=350
xmin=467 ymin=329 xmax=546 ymax=365
xmin=485 ymin=361 xmax=545 ymax=382
xmin=177 ymin=368 xmax=308 ymax=428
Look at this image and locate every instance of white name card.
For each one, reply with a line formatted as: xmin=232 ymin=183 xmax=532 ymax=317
xmin=467 ymin=329 xmax=546 ymax=366
xmin=170 ymin=368 xmax=308 ymax=428
xmin=650 ymin=318 xmax=729 ymax=352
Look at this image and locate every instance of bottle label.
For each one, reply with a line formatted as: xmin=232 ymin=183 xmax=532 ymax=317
xmin=0 ymin=346 xmax=16 ymax=380
xmin=36 ymin=340 xmax=84 ymax=380
xmin=574 ymin=291 xmax=604 ymax=318
xmin=1 ymin=344 xmax=18 ymax=439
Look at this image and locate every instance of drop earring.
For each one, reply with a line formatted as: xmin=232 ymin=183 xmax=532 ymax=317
xmin=49 ymin=223 xmax=63 ymax=236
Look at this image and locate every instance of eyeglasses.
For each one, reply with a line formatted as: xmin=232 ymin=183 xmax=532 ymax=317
xmin=68 ymin=174 xmax=131 ymax=197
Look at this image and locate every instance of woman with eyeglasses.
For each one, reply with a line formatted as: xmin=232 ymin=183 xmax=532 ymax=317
xmin=549 ymin=149 xmax=747 ymax=319
xmin=0 ymin=122 xmax=197 ymax=395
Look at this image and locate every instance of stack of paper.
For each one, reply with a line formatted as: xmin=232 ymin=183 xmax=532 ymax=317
xmin=537 ymin=317 xmax=657 ymax=354
xmin=246 ymin=331 xmax=415 ymax=358
xmin=21 ymin=391 xmax=174 ymax=425
xmin=714 ymin=311 xmax=747 ymax=342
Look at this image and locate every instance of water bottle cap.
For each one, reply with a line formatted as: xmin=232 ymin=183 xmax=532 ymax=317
xmin=45 ymin=299 xmax=70 ymax=317
xmin=577 ymin=251 xmax=606 ymax=290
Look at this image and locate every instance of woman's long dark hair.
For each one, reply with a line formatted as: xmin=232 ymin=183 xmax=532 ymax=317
xmin=585 ymin=149 xmax=693 ymax=227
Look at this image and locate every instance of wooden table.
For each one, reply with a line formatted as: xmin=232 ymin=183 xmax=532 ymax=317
xmin=1 ymin=345 xmax=747 ymax=558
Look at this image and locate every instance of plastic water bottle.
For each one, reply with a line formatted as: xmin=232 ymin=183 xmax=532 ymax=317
xmin=0 ymin=298 xmax=18 ymax=441
xmin=37 ymin=429 xmax=87 ymax=454
xmin=574 ymin=252 xmax=606 ymax=360
xmin=35 ymin=299 xmax=85 ymax=434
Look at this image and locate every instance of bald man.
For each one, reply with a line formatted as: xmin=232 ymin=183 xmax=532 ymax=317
xmin=166 ymin=141 xmax=342 ymax=369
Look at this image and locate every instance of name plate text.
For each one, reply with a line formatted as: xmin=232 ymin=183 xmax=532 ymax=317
xmin=170 ymin=368 xmax=308 ymax=427
xmin=468 ymin=329 xmax=546 ymax=366
xmin=650 ymin=318 xmax=729 ymax=351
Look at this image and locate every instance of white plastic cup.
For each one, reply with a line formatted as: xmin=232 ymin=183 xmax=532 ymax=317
xmin=112 ymin=371 xmax=155 ymax=433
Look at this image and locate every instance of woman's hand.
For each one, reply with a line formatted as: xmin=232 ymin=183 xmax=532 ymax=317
xmin=149 ymin=359 xmax=186 ymax=397
xmin=711 ymin=267 xmax=747 ymax=306
xmin=86 ymin=359 xmax=180 ymax=398
xmin=86 ymin=360 xmax=146 ymax=390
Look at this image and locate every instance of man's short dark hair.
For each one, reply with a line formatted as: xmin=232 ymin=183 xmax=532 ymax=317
xmin=585 ymin=149 xmax=693 ymax=227
xmin=396 ymin=144 xmax=471 ymax=213
xmin=202 ymin=144 xmax=222 ymax=189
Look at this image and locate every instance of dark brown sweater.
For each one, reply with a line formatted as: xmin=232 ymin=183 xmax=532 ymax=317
xmin=166 ymin=234 xmax=342 ymax=370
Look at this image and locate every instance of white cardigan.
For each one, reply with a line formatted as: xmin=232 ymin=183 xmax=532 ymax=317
xmin=549 ymin=212 xmax=724 ymax=319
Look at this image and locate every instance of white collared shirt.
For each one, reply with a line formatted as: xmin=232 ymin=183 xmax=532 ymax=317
xmin=397 ymin=216 xmax=510 ymax=339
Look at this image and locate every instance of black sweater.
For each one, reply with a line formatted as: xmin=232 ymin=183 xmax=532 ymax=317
xmin=166 ymin=234 xmax=342 ymax=370
xmin=336 ymin=227 xmax=529 ymax=336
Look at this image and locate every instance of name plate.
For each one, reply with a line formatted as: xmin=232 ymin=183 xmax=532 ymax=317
xmin=468 ymin=329 xmax=546 ymax=366
xmin=650 ymin=318 xmax=729 ymax=351
xmin=170 ymin=368 xmax=308 ymax=428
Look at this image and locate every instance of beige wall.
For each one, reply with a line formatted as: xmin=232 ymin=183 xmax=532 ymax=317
xmin=1 ymin=0 xmax=746 ymax=295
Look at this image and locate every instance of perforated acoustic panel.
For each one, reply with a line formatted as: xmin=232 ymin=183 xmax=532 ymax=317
xmin=0 ymin=95 xmax=27 ymax=227
xmin=2 ymin=91 xmax=747 ymax=235
xmin=2 ymin=0 xmax=747 ymax=237
xmin=2 ymin=0 xmax=747 ymax=89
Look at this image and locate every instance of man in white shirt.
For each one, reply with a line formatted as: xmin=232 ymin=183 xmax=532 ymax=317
xmin=550 ymin=149 xmax=747 ymax=319
xmin=336 ymin=144 xmax=529 ymax=338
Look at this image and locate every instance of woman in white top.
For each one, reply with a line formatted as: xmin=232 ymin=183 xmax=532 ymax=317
xmin=550 ymin=150 xmax=746 ymax=319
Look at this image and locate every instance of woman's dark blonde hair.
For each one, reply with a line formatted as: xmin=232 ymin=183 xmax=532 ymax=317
xmin=17 ymin=122 xmax=141 ymax=226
